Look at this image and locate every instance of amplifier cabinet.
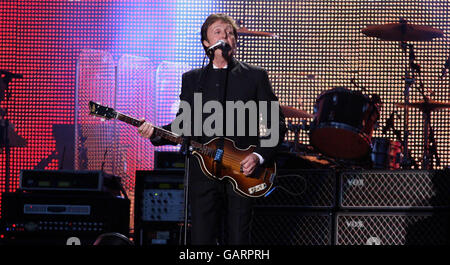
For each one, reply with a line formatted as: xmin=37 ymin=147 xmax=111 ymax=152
xmin=0 ymin=192 xmax=130 ymax=245
xmin=134 ymin=169 xmax=187 ymax=245
xmin=339 ymin=170 xmax=450 ymax=210
xmin=335 ymin=212 xmax=450 ymax=245
xmin=255 ymin=169 xmax=336 ymax=209
xmin=250 ymin=208 xmax=333 ymax=245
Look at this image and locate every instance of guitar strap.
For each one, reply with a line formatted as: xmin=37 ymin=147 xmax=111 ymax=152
xmin=196 ymin=58 xmax=232 ymax=167
xmin=211 ymin=65 xmax=229 ymax=176
xmin=216 ymin=59 xmax=231 ymax=154
xmin=197 ymin=59 xmax=229 ymax=150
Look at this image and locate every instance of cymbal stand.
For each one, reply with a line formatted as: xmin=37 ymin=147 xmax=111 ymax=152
xmin=390 ymin=115 xmax=418 ymax=169
xmin=422 ymin=104 xmax=440 ymax=169
xmin=399 ymin=42 xmax=438 ymax=169
xmin=411 ymin=60 xmax=440 ymax=170
xmin=428 ymin=120 xmax=441 ymax=168
xmin=287 ymin=120 xmax=309 ymax=153
xmin=399 ymin=41 xmax=414 ymax=169
xmin=287 ymin=121 xmax=301 ymax=152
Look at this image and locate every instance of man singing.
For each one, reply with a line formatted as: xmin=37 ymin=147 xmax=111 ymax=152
xmin=138 ymin=13 xmax=286 ymax=245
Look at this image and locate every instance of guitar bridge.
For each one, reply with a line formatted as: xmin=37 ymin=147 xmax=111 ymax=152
xmin=214 ymin=149 xmax=224 ymax=162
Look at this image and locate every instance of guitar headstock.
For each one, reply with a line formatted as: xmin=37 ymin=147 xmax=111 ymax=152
xmin=88 ymin=101 xmax=117 ymax=120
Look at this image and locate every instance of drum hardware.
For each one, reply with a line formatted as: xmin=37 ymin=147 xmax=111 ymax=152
xmin=281 ymin=105 xmax=314 ymax=120
xmin=350 ymin=77 xmax=366 ymax=92
xmin=362 ymin=18 xmax=443 ymax=170
xmin=336 ymin=46 xmax=364 ymax=92
xmin=235 ymin=19 xmax=278 ymax=38
xmin=282 ymin=104 xmax=313 ymax=153
xmin=286 ymin=143 xmax=340 ymax=169
xmin=282 ymin=117 xmax=339 ymax=169
xmin=286 ymin=120 xmax=309 ymax=153
xmin=361 ymin=18 xmax=444 ymax=41
xmin=309 ymin=87 xmax=380 ymax=160
xmin=398 ymin=38 xmax=425 ymax=169
xmin=394 ymin=100 xmax=450 ymax=110
xmin=381 ymin=110 xmax=398 ymax=135
xmin=398 ymin=41 xmax=439 ymax=170
xmin=296 ymin=152 xmax=339 ymax=168
xmin=379 ymin=110 xmax=418 ymax=170
xmin=439 ymin=54 xmax=450 ymax=79
xmin=237 ymin=26 xmax=278 ymax=38
xmin=394 ymin=99 xmax=450 ymax=169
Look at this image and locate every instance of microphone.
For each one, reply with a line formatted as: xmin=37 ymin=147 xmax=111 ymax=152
xmin=206 ymin=40 xmax=230 ymax=56
xmin=440 ymin=54 xmax=450 ymax=79
xmin=382 ymin=111 xmax=397 ymax=135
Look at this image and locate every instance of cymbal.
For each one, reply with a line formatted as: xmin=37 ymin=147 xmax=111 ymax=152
xmin=237 ymin=26 xmax=278 ymax=37
xmin=394 ymin=100 xmax=450 ymax=111
xmin=361 ymin=22 xmax=443 ymax=41
xmin=281 ymin=105 xmax=314 ymax=119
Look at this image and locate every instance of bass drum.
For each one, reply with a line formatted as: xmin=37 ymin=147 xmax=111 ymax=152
xmin=309 ymin=87 xmax=380 ymax=159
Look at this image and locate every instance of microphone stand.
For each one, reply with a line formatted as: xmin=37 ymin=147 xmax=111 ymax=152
xmin=0 ymin=71 xmax=22 ymax=193
xmin=0 ymin=112 xmax=11 ymax=193
xmin=180 ymin=136 xmax=192 ymax=245
xmin=179 ymin=54 xmax=208 ymax=245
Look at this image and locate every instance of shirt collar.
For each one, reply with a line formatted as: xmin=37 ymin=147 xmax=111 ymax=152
xmin=212 ymin=63 xmax=228 ymax=69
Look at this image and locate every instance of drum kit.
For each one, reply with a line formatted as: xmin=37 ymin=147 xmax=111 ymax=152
xmin=280 ymin=19 xmax=450 ymax=170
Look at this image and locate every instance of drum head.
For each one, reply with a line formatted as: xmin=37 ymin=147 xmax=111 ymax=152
xmin=310 ymin=127 xmax=371 ymax=159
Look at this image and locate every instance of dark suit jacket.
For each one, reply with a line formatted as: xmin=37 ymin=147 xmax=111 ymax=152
xmin=151 ymin=57 xmax=286 ymax=164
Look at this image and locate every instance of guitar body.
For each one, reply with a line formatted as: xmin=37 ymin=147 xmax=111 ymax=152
xmin=192 ymin=137 xmax=276 ymax=198
xmin=88 ymin=101 xmax=276 ymax=198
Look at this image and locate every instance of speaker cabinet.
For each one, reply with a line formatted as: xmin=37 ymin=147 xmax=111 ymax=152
xmin=250 ymin=208 xmax=333 ymax=245
xmin=255 ymin=169 xmax=336 ymax=208
xmin=339 ymin=170 xmax=450 ymax=209
xmin=335 ymin=212 xmax=450 ymax=245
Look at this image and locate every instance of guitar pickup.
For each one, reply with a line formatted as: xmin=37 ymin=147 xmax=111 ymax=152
xmin=269 ymin=173 xmax=276 ymax=183
xmin=214 ymin=149 xmax=224 ymax=162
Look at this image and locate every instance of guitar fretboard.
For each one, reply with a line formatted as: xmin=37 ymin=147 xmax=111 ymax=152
xmin=116 ymin=113 xmax=184 ymax=145
xmin=91 ymin=104 xmax=216 ymax=157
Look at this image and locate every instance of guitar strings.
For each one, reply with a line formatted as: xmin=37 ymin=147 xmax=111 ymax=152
xmin=222 ymin=153 xmax=250 ymax=165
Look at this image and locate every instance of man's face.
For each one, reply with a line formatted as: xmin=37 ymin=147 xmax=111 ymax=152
xmin=203 ymin=19 xmax=237 ymax=59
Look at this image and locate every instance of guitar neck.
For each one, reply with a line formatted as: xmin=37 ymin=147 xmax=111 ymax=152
xmin=115 ymin=113 xmax=183 ymax=145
